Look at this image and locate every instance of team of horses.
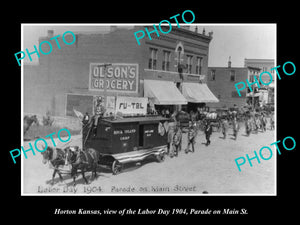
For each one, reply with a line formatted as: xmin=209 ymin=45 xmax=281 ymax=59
xmin=24 ymin=114 xmax=98 ymax=186
xmin=41 ymin=146 xmax=99 ymax=186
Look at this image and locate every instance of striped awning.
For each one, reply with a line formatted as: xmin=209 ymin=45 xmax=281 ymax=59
xmin=112 ymin=145 xmax=167 ymax=164
xmin=182 ymin=82 xmax=219 ymax=103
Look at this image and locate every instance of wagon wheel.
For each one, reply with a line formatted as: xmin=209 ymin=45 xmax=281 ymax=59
xmin=112 ymin=160 xmax=122 ymax=175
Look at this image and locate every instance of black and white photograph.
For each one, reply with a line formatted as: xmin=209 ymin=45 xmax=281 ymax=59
xmin=4 ymin=3 xmax=300 ymax=220
xmin=20 ymin=23 xmax=277 ymax=195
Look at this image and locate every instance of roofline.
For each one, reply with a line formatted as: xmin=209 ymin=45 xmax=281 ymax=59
xmin=140 ymin=25 xmax=213 ymax=42
xmin=208 ymin=66 xmax=248 ymax=69
xmin=208 ymin=66 xmax=261 ymax=70
xmin=244 ymin=58 xmax=275 ymax=62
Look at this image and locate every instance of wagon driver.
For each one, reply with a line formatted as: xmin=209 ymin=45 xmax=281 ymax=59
xmin=92 ymin=97 xmax=106 ymax=135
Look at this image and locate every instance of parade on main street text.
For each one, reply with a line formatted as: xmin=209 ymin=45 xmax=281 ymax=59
xmin=37 ymin=184 xmax=197 ymax=194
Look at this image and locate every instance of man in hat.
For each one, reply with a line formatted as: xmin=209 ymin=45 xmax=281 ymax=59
xmin=92 ymin=97 xmax=105 ymax=136
xmin=260 ymin=113 xmax=267 ymax=132
xmin=245 ymin=115 xmax=252 ymax=136
xmin=204 ymin=120 xmax=212 ymax=146
xmin=167 ymin=118 xmax=176 ymax=157
xmin=172 ymin=122 xmax=182 ymax=157
xmin=220 ymin=117 xmax=229 ymax=139
xmin=185 ymin=121 xmax=197 ymax=153
xmin=270 ymin=112 xmax=275 ymax=130
xmin=232 ymin=116 xmax=240 ymax=140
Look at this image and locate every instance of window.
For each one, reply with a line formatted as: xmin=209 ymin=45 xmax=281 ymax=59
xmin=148 ymin=48 xmax=158 ymax=70
xmin=196 ymin=57 xmax=203 ymax=74
xmin=162 ymin=50 xmax=171 ymax=71
xmin=230 ymin=70 xmax=236 ymax=81
xmin=187 ymin=55 xmax=193 ymax=74
xmin=210 ymin=70 xmax=216 ymax=81
xmin=249 ymin=74 xmax=254 ymax=82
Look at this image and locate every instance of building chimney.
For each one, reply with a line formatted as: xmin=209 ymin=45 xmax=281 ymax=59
xmin=228 ymin=56 xmax=232 ymax=68
xmin=47 ymin=30 xmax=54 ymax=38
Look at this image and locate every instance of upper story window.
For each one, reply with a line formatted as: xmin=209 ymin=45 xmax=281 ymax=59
xmin=196 ymin=57 xmax=203 ymax=75
xmin=230 ymin=70 xmax=236 ymax=81
xmin=162 ymin=50 xmax=171 ymax=71
xmin=148 ymin=48 xmax=158 ymax=70
xmin=186 ymin=55 xmax=193 ymax=74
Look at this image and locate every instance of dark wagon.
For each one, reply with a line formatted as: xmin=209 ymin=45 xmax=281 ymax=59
xmin=82 ymin=116 xmax=169 ymax=174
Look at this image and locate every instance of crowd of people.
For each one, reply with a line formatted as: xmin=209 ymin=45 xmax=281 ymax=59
xmin=81 ymin=99 xmax=275 ymax=159
xmin=163 ymin=111 xmax=215 ymax=158
xmin=164 ymin=108 xmax=275 ymax=159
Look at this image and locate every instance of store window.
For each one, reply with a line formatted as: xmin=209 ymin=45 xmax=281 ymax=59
xmin=148 ymin=48 xmax=158 ymax=70
xmin=162 ymin=50 xmax=171 ymax=71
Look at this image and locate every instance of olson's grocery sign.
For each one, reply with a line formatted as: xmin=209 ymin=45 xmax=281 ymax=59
xmin=89 ymin=63 xmax=139 ymax=93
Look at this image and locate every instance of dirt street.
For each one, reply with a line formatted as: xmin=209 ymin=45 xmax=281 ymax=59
xmin=22 ymin=125 xmax=275 ymax=195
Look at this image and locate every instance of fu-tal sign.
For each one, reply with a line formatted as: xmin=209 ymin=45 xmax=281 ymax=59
xmin=89 ymin=63 xmax=139 ymax=93
xmin=116 ymin=96 xmax=147 ymax=115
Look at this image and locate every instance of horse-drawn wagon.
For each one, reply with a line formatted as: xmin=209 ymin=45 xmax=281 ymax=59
xmin=83 ymin=115 xmax=169 ymax=175
xmin=197 ymin=111 xmax=220 ymax=132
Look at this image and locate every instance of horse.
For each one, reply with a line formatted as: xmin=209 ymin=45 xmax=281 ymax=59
xmin=24 ymin=115 xmax=39 ymax=135
xmin=41 ymin=146 xmax=68 ymax=185
xmin=65 ymin=147 xmax=99 ymax=186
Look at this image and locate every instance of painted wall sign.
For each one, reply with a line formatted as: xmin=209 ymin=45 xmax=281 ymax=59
xmin=89 ymin=63 xmax=139 ymax=93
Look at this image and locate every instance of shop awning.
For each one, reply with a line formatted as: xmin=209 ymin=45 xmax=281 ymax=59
xmin=182 ymin=82 xmax=219 ymax=103
xmin=144 ymin=80 xmax=187 ymax=105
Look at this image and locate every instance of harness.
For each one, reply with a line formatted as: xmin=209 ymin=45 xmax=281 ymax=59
xmin=50 ymin=148 xmax=65 ymax=166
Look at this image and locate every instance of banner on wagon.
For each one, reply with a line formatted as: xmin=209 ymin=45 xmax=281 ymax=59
xmin=115 ymin=96 xmax=147 ymax=115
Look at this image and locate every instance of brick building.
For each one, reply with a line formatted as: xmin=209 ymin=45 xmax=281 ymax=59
xmin=207 ymin=59 xmax=261 ymax=109
xmin=24 ymin=25 xmax=218 ymax=118
xmin=244 ymin=58 xmax=275 ymax=104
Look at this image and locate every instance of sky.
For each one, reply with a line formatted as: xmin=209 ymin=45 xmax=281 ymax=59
xmin=22 ymin=24 xmax=276 ymax=67
xmin=204 ymin=24 xmax=276 ymax=67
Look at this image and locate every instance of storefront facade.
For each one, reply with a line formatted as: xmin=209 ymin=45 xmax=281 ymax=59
xmin=24 ymin=25 xmax=218 ymax=118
